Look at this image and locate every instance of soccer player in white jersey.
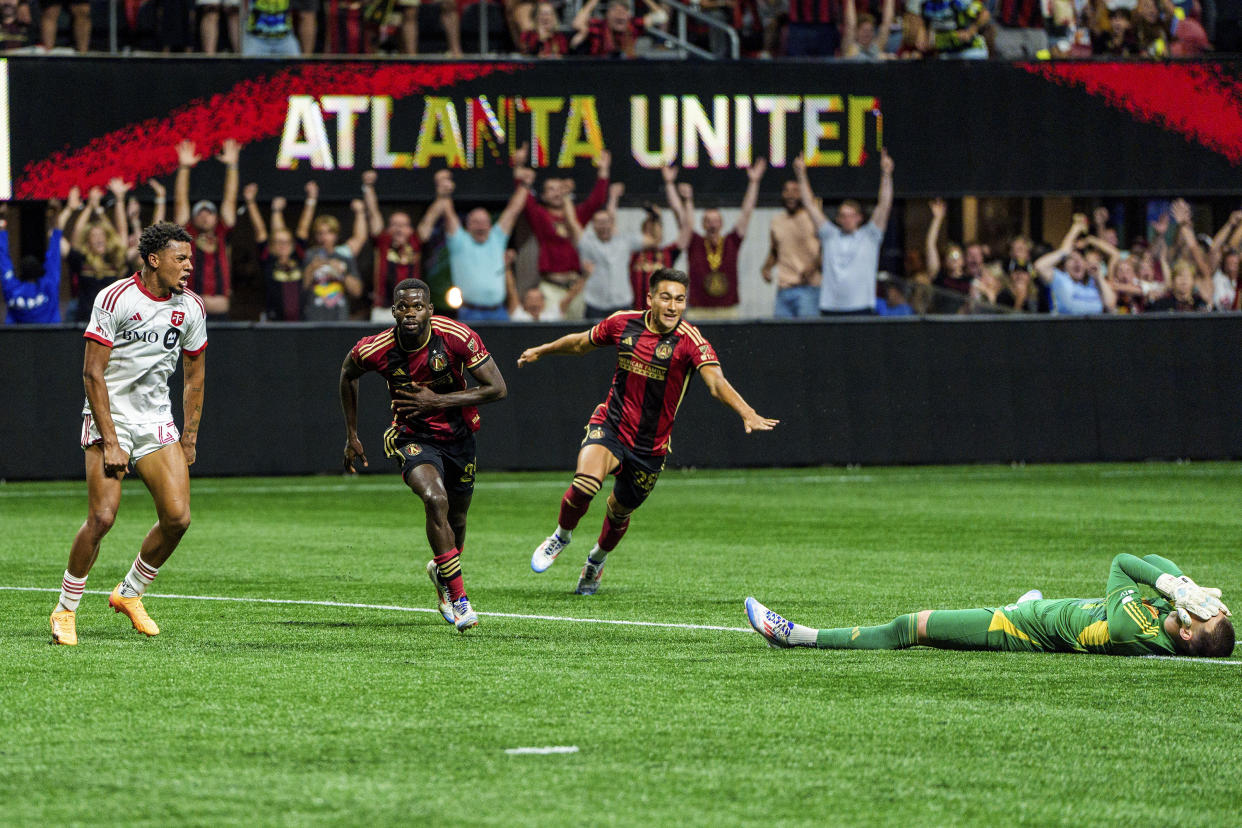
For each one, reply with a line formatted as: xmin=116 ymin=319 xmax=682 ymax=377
xmin=50 ymin=222 xmax=208 ymax=646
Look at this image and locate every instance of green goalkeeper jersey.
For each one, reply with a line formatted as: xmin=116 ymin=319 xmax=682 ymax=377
xmin=985 ymin=554 xmax=1178 ymax=656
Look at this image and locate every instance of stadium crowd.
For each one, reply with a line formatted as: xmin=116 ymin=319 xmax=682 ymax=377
xmin=4 ymin=138 xmax=1240 ymax=323
xmin=0 ymin=0 xmax=1228 ymax=57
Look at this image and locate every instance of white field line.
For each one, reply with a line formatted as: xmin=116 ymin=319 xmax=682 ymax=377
xmin=4 ymin=464 xmax=1241 ymax=499
xmin=505 ymin=746 xmax=580 ymax=755
xmin=4 ymin=585 xmax=1239 ymax=665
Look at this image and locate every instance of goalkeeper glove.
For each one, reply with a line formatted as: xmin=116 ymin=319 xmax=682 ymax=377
xmin=1156 ymin=574 xmax=1230 ymax=621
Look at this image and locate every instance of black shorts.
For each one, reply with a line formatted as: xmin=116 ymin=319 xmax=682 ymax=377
xmin=385 ymin=430 xmax=476 ymax=496
xmin=581 ymin=422 xmax=665 ymax=510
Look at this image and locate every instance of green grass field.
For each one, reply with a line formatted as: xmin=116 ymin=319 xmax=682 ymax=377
xmin=2 ymin=463 xmax=1240 ymax=826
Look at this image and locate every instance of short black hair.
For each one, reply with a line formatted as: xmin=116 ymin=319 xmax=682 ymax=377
xmin=138 ymin=221 xmax=193 ymax=264
xmin=648 ymin=267 xmax=689 ymax=292
xmin=393 ymin=278 xmax=431 ymax=303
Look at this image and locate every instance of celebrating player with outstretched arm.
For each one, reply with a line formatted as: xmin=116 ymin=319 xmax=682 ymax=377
xmin=517 ymin=267 xmax=778 ymax=595
xmin=50 ymin=222 xmax=207 ymax=646
xmin=746 ymin=553 xmax=1233 ymax=658
xmin=339 ymin=278 xmax=507 ymax=632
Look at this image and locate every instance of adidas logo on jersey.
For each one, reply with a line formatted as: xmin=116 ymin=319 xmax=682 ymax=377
xmin=130 ymin=312 xmax=142 ymax=322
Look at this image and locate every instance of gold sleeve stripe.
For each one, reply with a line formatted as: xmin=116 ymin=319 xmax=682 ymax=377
xmin=1122 ymin=601 xmax=1160 ymax=636
xmin=433 ymin=318 xmax=475 ymax=342
xmin=467 ymin=352 xmax=491 ymax=368
xmin=357 ymin=332 xmax=395 ymax=359
xmin=677 ymin=321 xmax=707 ymax=346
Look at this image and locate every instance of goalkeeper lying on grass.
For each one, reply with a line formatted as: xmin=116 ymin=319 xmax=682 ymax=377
xmin=746 ymin=554 xmax=1234 ymax=658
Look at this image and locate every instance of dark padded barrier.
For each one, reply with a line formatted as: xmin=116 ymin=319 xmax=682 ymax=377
xmin=3 ymin=316 xmax=1241 ymax=480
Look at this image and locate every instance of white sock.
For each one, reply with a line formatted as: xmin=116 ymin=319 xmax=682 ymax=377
xmin=57 ymin=571 xmax=87 ymax=612
xmin=789 ymin=624 xmax=818 ymax=647
xmin=555 ymin=526 xmax=572 ymax=543
xmin=119 ymin=555 xmax=159 ymax=598
xmin=586 ymin=544 xmax=608 ymax=565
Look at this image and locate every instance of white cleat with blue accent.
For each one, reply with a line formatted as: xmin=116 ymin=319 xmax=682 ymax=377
xmin=745 ymin=597 xmax=795 ymax=649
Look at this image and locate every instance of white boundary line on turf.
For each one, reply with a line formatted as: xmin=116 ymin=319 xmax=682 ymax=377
xmin=0 ymin=586 xmax=750 ymax=633
xmin=4 ymin=585 xmax=1240 ymax=664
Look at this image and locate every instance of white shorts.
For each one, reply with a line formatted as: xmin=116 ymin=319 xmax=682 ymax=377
xmin=81 ymin=415 xmax=180 ymax=463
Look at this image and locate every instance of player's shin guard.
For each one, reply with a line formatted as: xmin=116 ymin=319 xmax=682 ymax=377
xmin=434 ymin=548 xmax=467 ymax=601
xmin=814 ymin=614 xmax=918 ymax=650
xmin=558 ymin=474 xmax=602 ymax=532
xmin=595 ymin=504 xmax=630 ymax=559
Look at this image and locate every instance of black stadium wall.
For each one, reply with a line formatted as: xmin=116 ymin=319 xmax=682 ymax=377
xmin=3 ymin=316 xmax=1241 ymax=480
xmin=8 ymin=57 xmax=1242 ymax=201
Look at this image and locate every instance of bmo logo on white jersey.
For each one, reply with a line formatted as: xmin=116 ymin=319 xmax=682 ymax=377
xmin=122 ymin=329 xmax=160 ymax=344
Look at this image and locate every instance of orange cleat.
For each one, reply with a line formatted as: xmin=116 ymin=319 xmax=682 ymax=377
xmin=50 ymin=609 xmax=78 ymax=646
xmin=109 ymin=584 xmax=160 ymax=636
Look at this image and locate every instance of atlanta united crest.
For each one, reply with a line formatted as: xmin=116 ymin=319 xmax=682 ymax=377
xmin=655 ymin=342 xmax=673 ymax=360
xmin=430 ymin=353 xmax=448 ymax=371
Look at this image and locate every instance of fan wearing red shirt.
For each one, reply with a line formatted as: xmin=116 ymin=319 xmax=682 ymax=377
xmin=570 ymin=0 xmax=666 ymax=56
xmin=174 ymin=138 xmax=239 ymax=320
xmin=362 ymin=169 xmax=439 ymax=323
xmin=628 ymin=166 xmax=693 ymax=309
xmin=666 ymin=159 xmax=765 ymax=320
xmin=517 ymin=267 xmax=778 ymax=596
xmin=340 ymin=278 xmax=508 ymax=632
xmin=513 ymin=144 xmax=611 ymax=320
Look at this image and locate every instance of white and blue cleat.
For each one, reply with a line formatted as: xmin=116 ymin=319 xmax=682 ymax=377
xmin=745 ymin=597 xmax=795 ymax=649
xmin=575 ymin=559 xmax=605 ymax=595
xmin=531 ymin=533 xmax=569 ymax=573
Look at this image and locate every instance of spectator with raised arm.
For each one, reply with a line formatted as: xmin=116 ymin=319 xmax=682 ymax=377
xmin=1207 ymin=210 xmax=1242 ymax=310
xmin=667 ymin=160 xmax=765 ymax=321
xmin=1033 ymin=214 xmax=1116 ymax=314
xmin=570 ymin=181 xmax=658 ymax=320
xmin=175 ymin=138 xmax=239 ymax=320
xmin=795 ymin=149 xmax=892 ymax=316
xmin=571 ymin=0 xmax=665 ymax=56
xmin=925 ymin=199 xmax=970 ymax=309
xmin=421 ymin=167 xmax=528 ymax=322
xmin=841 ymin=0 xmax=895 ymax=59
xmin=302 ymin=193 xmax=367 ymax=322
xmin=67 ymin=181 xmax=130 ymax=324
xmin=520 ymin=1 xmax=570 ymax=55
xmin=762 ymin=175 xmax=821 ymax=318
xmin=515 ymin=145 xmax=611 ymax=321
xmin=1166 ymin=198 xmax=1215 ymax=304
xmin=361 ymin=170 xmax=424 ymax=322
xmin=1 ymin=202 xmax=65 ymax=324
xmin=243 ymin=182 xmax=307 ymax=322
xmin=629 ymin=166 xmax=692 ymax=312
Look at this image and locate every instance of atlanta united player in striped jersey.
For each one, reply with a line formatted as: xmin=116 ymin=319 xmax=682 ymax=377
xmin=340 ymin=278 xmax=507 ymax=631
xmin=518 ymin=267 xmax=778 ymax=595
xmin=50 ymin=222 xmax=207 ymax=646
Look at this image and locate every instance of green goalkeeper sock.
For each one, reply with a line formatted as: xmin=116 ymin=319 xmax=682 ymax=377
xmin=815 ymin=614 xmax=918 ymax=650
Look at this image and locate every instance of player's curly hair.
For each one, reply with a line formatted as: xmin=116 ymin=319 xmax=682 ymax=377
xmin=649 ymin=267 xmax=689 ymax=292
xmin=138 ymin=221 xmax=193 ymax=265
xmin=393 ymin=278 xmax=430 ymax=303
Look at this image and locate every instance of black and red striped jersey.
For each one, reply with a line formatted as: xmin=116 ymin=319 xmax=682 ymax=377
xmin=588 ymin=311 xmax=720 ymax=456
xmin=350 ymin=316 xmax=492 ymax=442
